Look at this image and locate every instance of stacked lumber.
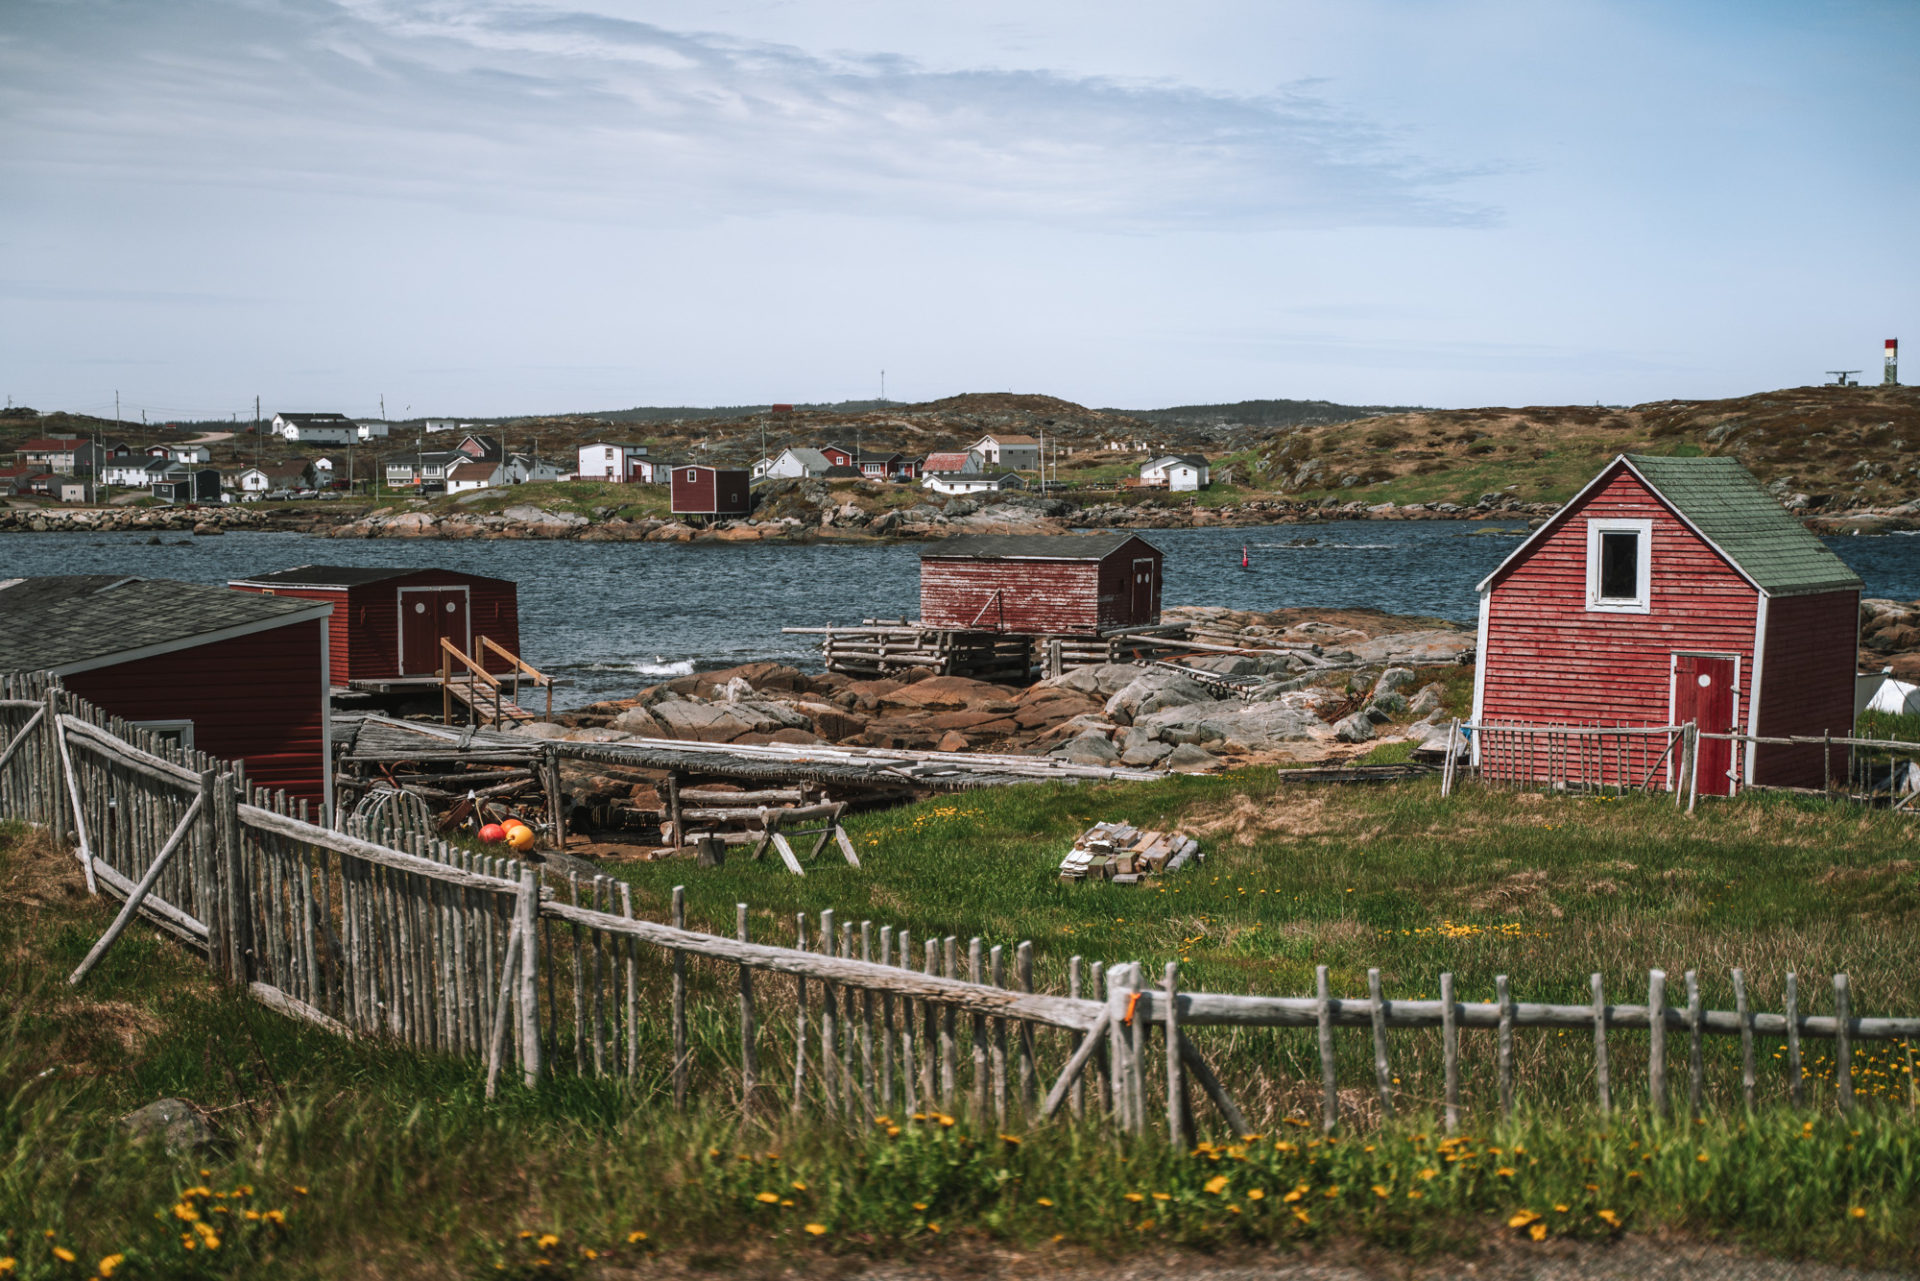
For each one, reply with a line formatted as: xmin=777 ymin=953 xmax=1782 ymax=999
xmin=810 ymin=625 xmax=1032 ymax=680
xmin=1057 ymin=822 xmax=1200 ymax=885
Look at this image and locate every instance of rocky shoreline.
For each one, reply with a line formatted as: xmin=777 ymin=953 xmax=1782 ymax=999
xmin=7 ymin=478 xmax=1913 ymax=541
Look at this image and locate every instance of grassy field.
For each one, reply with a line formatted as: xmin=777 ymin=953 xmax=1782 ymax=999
xmin=5 ymin=765 xmax=1919 ymax=1277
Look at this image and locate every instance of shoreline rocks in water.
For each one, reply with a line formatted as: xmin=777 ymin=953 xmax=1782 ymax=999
xmin=528 ymin=609 xmax=1474 ymax=803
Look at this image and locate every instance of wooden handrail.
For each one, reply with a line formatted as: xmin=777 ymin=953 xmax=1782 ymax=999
xmin=476 ymin=636 xmax=550 ymax=684
xmin=440 ymin=638 xmax=502 ymax=688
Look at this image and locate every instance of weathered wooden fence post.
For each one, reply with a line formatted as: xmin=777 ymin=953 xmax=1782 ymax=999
xmin=516 ymin=866 xmax=542 ymax=1088
xmin=1315 ymin=964 xmax=1338 ymax=1134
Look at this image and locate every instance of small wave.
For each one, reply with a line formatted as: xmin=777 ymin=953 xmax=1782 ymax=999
xmin=572 ymin=659 xmax=697 ymax=677
xmin=1250 ymin=542 xmax=1396 ymax=550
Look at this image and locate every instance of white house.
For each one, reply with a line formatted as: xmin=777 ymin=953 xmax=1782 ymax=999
xmin=969 ymin=434 xmax=1041 ymax=470
xmin=272 ymin=412 xmax=359 ymax=445
xmin=504 ymin=453 xmax=566 ymax=485
xmin=311 ymin=457 xmax=334 ymax=477
xmin=386 ymin=449 xmax=467 ymax=487
xmin=424 ymin=418 xmax=467 ymax=434
xmin=922 ymin=450 xmax=984 ymax=477
xmin=100 ymin=457 xmax=159 ymax=487
xmin=924 ymin=472 xmax=1025 ymax=496
xmin=238 ymin=461 xmax=315 ymax=495
xmin=356 ymin=420 xmax=392 ymax=441
xmin=447 ymin=460 xmax=506 ymax=494
xmin=1140 ymin=454 xmax=1210 ymax=492
xmin=576 ymin=442 xmax=650 ymax=482
xmin=146 ymin=443 xmax=213 ymax=464
xmin=760 ymin=447 xmax=832 ymax=480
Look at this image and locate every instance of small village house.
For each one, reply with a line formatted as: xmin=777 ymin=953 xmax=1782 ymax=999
xmin=100 ymin=456 xmax=160 ymax=487
xmin=446 ymin=460 xmax=505 ymax=494
xmin=384 ymin=449 xmax=466 ymax=489
xmin=228 ymin=565 xmax=522 ymax=685
xmin=454 ymin=432 xmax=502 ymax=462
xmin=17 ymin=438 xmax=104 ymax=474
xmin=0 ymin=576 xmax=335 ymax=810
xmin=54 ymin=476 xmax=92 ymax=503
xmin=919 ymin=533 xmax=1164 ymax=635
xmin=356 ymin=419 xmax=392 ymax=441
xmin=969 ymin=434 xmax=1041 ymax=470
xmin=239 ymin=460 xmax=317 ymax=496
xmin=922 ymin=449 xmax=983 ymax=477
xmin=271 ymin=412 xmax=359 ymax=445
xmin=924 ymin=471 xmax=1024 ymax=496
xmin=423 ymin=418 xmax=466 ymax=434
xmin=503 ymin=453 xmax=566 ymax=485
xmin=575 ymin=442 xmax=650 ymax=482
xmin=1139 ymin=454 xmax=1210 ymax=491
xmin=760 ymin=447 xmax=832 ymax=480
xmin=1472 ymin=454 xmax=1863 ymax=794
xmin=152 ymin=467 xmax=223 ymax=504
xmin=147 ymin=442 xmax=213 ymax=464
xmin=818 ymin=444 xmax=857 ymax=468
xmin=856 ymin=451 xmax=916 ymax=481
xmin=669 ymin=465 xmax=752 ymax=519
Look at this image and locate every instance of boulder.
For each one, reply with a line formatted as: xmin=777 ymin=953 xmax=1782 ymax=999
xmin=1104 ymin=671 xmax=1219 ymax=725
xmin=1367 ymin=691 xmax=1409 ymax=718
xmin=1164 ymin=743 xmax=1220 ymax=772
xmin=609 ymin=707 xmax=667 ymax=737
xmin=1053 ymin=731 xmax=1120 ymax=765
xmin=559 ymin=727 xmax=633 ymax=743
xmin=878 ymin=675 xmax=1007 ymax=711
xmin=119 ymin=1099 xmax=215 ymax=1153
xmin=510 ymin=721 xmax=569 ymax=740
xmin=1037 ymin=663 xmax=1151 ymax=698
xmin=936 ymin=730 xmax=970 ymax=753
xmin=1345 ymin=629 xmax=1475 ymax=666
xmin=1407 ymin=684 xmax=1444 ymax=717
xmin=1372 ymin=667 xmax=1416 ymax=697
xmin=1333 ymin=712 xmax=1375 ymax=743
xmin=1118 ymin=729 xmax=1173 ymax=767
xmin=1197 ymin=700 xmax=1333 ymax=751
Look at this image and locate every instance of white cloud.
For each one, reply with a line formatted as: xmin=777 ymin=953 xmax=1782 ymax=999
xmin=0 ymin=0 xmax=1491 ymax=230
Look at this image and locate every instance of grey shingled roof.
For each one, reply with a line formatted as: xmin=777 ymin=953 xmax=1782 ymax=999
xmin=230 ymin=565 xmax=414 ymax=588
xmin=1625 ymin=454 xmax=1862 ymax=596
xmin=0 ymin=577 xmax=329 ymax=673
xmin=920 ymin=533 xmax=1159 ymax=562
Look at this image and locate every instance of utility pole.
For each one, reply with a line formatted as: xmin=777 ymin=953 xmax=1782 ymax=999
xmin=115 ymin=390 xmax=120 ymax=422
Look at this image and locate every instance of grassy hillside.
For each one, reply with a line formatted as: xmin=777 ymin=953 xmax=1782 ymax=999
xmin=1254 ymin=385 xmax=1920 ymax=510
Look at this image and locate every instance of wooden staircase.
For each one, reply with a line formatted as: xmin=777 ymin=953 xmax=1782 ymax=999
xmin=440 ymin=637 xmax=554 ymax=728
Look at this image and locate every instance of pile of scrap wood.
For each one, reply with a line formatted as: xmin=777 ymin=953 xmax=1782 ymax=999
xmin=1058 ymin=822 xmax=1200 ymax=884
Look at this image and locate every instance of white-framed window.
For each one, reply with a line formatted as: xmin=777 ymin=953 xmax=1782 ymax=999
xmin=1585 ymin=517 xmax=1653 ymax=613
xmin=133 ymin=719 xmax=195 ymax=751
xmin=685 ymin=469 xmax=698 ymax=482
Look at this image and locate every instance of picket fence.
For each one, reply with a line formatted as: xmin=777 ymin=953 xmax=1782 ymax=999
xmin=5 ymin=673 xmax=1918 ymax=1143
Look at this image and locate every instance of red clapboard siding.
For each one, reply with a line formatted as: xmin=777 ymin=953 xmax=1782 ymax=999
xmin=1481 ymin=469 xmax=1758 ymax=785
xmin=922 ymin=560 xmax=1102 ymax=633
xmin=232 ymin=570 xmax=521 ymax=681
xmin=670 ymin=467 xmax=751 ymax=516
xmin=64 ymin=619 xmax=327 ymax=804
xmin=1754 ymin=589 xmax=1859 ymax=787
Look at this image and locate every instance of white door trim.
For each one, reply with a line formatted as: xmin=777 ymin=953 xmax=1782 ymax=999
xmin=397 ymin=585 xmax=473 ymax=674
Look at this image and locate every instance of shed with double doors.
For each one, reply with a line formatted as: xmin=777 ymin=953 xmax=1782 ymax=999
xmin=918 ymin=533 xmax=1164 ymax=636
xmin=669 ymin=465 xmax=752 ymax=518
xmin=1471 ymin=454 xmax=1862 ymax=794
xmin=227 ymin=565 xmax=522 ymax=687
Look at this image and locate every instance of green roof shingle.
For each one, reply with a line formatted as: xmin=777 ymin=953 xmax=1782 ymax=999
xmin=1625 ymin=454 xmax=1862 ymax=597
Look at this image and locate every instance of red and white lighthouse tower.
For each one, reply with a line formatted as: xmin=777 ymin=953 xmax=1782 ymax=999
xmin=1887 ymin=338 xmax=1900 ymax=386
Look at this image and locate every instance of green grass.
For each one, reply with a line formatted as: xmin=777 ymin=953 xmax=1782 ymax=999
xmin=6 ymin=763 xmax=1920 ymax=1275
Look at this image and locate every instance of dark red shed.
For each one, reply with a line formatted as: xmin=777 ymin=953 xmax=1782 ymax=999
xmin=227 ymin=565 xmax=521 ymax=685
xmin=1472 ymin=454 xmax=1862 ymax=794
xmin=919 ymin=534 xmax=1164 ymax=636
xmin=670 ymin=466 xmax=752 ymax=518
xmin=0 ymin=576 xmax=334 ymax=810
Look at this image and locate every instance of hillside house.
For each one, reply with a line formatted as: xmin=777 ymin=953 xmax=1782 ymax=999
xmin=240 ymin=461 xmax=316 ymax=496
xmin=819 ymin=444 xmax=857 ymax=468
xmin=447 ymin=460 xmax=505 ymax=494
xmin=385 ymin=450 xmax=466 ymax=488
xmin=856 ymin=452 xmax=917 ymax=481
xmin=970 ymin=434 xmax=1041 ymax=470
xmin=454 ymin=433 xmax=502 ymax=462
xmin=148 ymin=443 xmax=213 ymax=464
xmin=100 ymin=457 xmax=161 ymax=487
xmin=1140 ymin=454 xmax=1210 ymax=491
xmin=356 ymin=420 xmax=392 ymax=441
xmin=423 ymin=418 xmax=466 ymax=434
xmin=1472 ymin=454 xmax=1863 ymax=794
xmin=0 ymin=576 xmax=335 ymax=810
xmin=922 ymin=450 xmax=983 ymax=477
xmin=54 ymin=476 xmax=92 ymax=503
xmin=919 ymin=534 xmax=1164 ymax=636
xmin=153 ymin=467 xmax=222 ymax=504
xmin=761 ymin=448 xmax=832 ymax=479
xmin=229 ymin=564 xmax=521 ymax=686
xmin=18 ymin=438 xmax=103 ymax=474
xmin=924 ymin=472 xmax=1025 ymax=496
xmin=576 ymin=442 xmax=650 ymax=482
xmin=272 ymin=412 xmax=359 ymax=445
xmin=504 ymin=453 xmax=565 ymax=485
xmin=669 ymin=466 xmax=751 ymax=519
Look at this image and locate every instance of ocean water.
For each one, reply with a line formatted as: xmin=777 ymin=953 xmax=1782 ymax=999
xmin=7 ymin=521 xmax=1918 ymax=707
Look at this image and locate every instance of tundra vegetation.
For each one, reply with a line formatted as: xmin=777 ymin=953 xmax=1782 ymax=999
xmin=4 ymin=756 xmax=1918 ymax=1277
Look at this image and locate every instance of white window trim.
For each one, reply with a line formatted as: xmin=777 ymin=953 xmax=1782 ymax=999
xmin=132 ymin=718 xmax=195 ymax=750
xmin=1585 ymin=517 xmax=1653 ymax=614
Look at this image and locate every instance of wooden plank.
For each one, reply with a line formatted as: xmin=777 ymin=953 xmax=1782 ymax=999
xmin=250 ymin=980 xmax=355 ymax=1038
xmin=68 ymin=784 xmax=206 ymax=985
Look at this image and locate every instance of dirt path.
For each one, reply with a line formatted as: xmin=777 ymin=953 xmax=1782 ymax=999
xmin=182 ymin=430 xmax=233 ymax=445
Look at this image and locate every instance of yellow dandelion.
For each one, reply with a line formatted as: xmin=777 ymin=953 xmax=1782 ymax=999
xmin=1497 ymin=1167 xmax=1516 ymax=1177
xmin=780 ymin=1199 xmax=794 ymax=1208
xmin=628 ymin=1231 xmax=649 ymax=1243
xmin=1371 ymin=1185 xmax=1390 ymax=1199
xmin=1203 ymin=1175 xmax=1229 ymax=1195
xmin=1407 ymin=1190 xmax=1423 ymax=1200
xmin=1037 ymin=1197 xmax=1054 ymax=1207
xmin=1282 ymin=1189 xmax=1304 ymax=1203
xmin=1247 ymin=1188 xmax=1265 ymax=1201
xmin=0 ymin=1259 xmax=14 ymax=1275
xmin=536 ymin=1234 xmax=560 ymax=1249
xmin=803 ymin=1223 xmax=827 ymax=1236
xmin=927 ymin=1223 xmax=941 ymax=1234
xmin=1152 ymin=1192 xmax=1171 ymax=1202
xmin=263 ymin=1208 xmax=286 ymax=1226
xmin=1293 ymin=1209 xmax=1310 ymax=1224
xmin=1508 ymin=1210 xmax=1541 ymax=1228
xmin=1418 ymin=1168 xmax=1437 ymax=1180
xmin=98 ymin=1257 xmax=126 ymax=1278
xmin=173 ymin=1203 xmax=199 ymax=1222
xmin=1123 ymin=1192 xmax=1144 ymax=1203
xmin=581 ymin=1248 xmax=598 ymax=1260
xmin=1529 ymin=1223 xmax=1547 ymax=1242
xmin=1598 ymin=1209 xmax=1621 ymax=1227
xmin=1850 ymin=1206 xmax=1867 ymax=1220
xmin=913 ymin=1202 xmax=929 ymax=1211
xmin=293 ymin=1186 xmax=308 ymax=1195
xmin=792 ymin=1181 xmax=808 ymax=1191
xmin=1553 ymin=1203 xmax=1570 ymax=1213
xmin=1696 ymin=1152 xmax=1709 ymax=1164
xmin=52 ymin=1248 xmax=76 ymax=1264
xmin=999 ymin=1133 xmax=1022 ymax=1145
xmin=756 ymin=1192 xmax=780 ymax=1204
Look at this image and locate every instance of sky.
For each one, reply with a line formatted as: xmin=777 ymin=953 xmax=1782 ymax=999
xmin=1 ymin=0 xmax=1915 ymax=421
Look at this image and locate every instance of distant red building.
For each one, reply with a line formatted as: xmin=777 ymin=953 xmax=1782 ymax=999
xmin=669 ymin=466 xmax=751 ymax=519
xmin=919 ymin=534 xmax=1164 ymax=636
xmin=0 ymin=576 xmax=334 ymax=810
xmin=227 ymin=565 xmax=521 ymax=685
xmin=1473 ymin=454 xmax=1862 ymax=794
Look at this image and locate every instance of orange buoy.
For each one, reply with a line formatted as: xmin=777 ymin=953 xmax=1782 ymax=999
xmin=506 ymin=824 xmax=536 ymax=852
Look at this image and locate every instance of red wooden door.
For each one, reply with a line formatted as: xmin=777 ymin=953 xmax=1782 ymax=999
xmin=400 ymin=589 xmax=470 ymax=675
xmin=1131 ymin=557 xmax=1157 ymax=619
xmin=1674 ymin=653 xmax=1738 ymax=796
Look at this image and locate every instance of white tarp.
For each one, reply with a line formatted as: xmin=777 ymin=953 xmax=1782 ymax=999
xmin=1858 ymin=670 xmax=1920 ymax=717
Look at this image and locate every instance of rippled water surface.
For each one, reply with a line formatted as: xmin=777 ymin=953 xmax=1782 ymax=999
xmin=7 ymin=522 xmax=1918 ymax=706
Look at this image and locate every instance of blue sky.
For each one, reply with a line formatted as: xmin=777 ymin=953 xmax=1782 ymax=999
xmin=1 ymin=0 xmax=1914 ymax=420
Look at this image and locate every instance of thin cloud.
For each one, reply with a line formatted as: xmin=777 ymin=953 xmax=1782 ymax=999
xmin=0 ymin=0 xmax=1495 ymax=229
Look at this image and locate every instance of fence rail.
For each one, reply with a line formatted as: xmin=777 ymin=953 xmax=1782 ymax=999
xmin=4 ymin=672 xmax=1917 ymax=1145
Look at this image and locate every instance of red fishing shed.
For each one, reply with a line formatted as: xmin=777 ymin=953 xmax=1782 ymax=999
xmin=669 ymin=466 xmax=752 ymax=519
xmin=0 ymin=576 xmax=334 ymax=811
xmin=1471 ymin=454 xmax=1862 ymax=794
xmin=227 ymin=565 xmax=521 ymax=686
xmin=919 ymin=534 xmax=1164 ymax=636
